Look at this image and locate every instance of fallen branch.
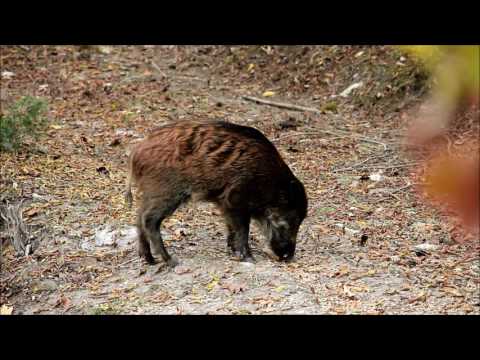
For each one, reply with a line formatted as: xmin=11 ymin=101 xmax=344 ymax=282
xmin=242 ymin=96 xmax=322 ymax=114
xmin=315 ymin=130 xmax=389 ymax=150
xmin=333 ymin=154 xmax=393 ymax=172
xmin=353 ymin=162 xmax=420 ymax=171
xmin=16 ymin=45 xmax=31 ymax=52
xmin=372 ymin=182 xmax=416 ymax=204
xmin=150 ymin=60 xmax=168 ymax=79
xmin=449 ymin=255 xmax=480 ymax=269
xmin=272 ymin=129 xmax=390 ymax=150
xmin=0 ymin=201 xmax=39 ymax=257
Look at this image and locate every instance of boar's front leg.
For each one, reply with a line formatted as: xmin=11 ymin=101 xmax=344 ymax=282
xmin=223 ymin=209 xmax=254 ymax=263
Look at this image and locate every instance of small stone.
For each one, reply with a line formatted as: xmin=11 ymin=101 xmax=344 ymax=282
xmin=1 ymin=71 xmax=15 ymax=79
xmin=413 ymin=243 xmax=440 ymax=254
xmin=33 ymin=279 xmax=58 ymax=292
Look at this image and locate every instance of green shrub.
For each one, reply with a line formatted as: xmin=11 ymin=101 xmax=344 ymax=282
xmin=0 ymin=96 xmax=48 ymax=152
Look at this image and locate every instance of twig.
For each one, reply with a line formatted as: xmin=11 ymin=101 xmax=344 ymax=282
xmin=333 ymin=154 xmax=392 ymax=172
xmin=315 ymin=130 xmax=390 ymax=150
xmin=272 ymin=129 xmax=390 ymax=150
xmin=314 ymin=130 xmax=389 ymax=150
xmin=372 ymin=182 xmax=416 ymax=204
xmin=150 ymin=60 xmax=167 ymax=79
xmin=241 ymin=96 xmax=322 ymax=114
xmin=17 ymin=45 xmax=31 ymax=52
xmin=118 ymin=257 xmax=139 ymax=267
xmin=0 ymin=201 xmax=31 ymax=256
xmin=356 ymin=162 xmax=420 ymax=171
xmin=449 ymin=255 xmax=480 ymax=269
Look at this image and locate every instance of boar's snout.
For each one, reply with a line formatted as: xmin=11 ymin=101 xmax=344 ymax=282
xmin=271 ymin=239 xmax=296 ymax=261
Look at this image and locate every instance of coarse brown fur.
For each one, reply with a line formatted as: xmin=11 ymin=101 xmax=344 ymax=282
xmin=125 ymin=119 xmax=307 ymax=266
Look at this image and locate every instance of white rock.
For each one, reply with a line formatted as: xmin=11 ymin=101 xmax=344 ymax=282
xmin=369 ymin=172 xmax=383 ymax=182
xmin=414 ymin=243 xmax=440 ymax=252
xmin=240 ymin=262 xmax=255 ymax=268
xmin=95 ymin=226 xmax=115 ymax=247
xmin=1 ymin=71 xmax=15 ymax=79
xmin=345 ymin=227 xmax=360 ymax=235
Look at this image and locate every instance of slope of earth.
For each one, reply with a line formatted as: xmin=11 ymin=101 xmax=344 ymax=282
xmin=0 ymin=45 xmax=478 ymax=315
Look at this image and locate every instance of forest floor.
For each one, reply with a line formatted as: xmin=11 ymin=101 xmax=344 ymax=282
xmin=1 ymin=45 xmax=478 ymax=314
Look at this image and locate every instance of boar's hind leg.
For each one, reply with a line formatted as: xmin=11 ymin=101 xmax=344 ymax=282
xmin=137 ymin=228 xmax=155 ymax=264
xmin=141 ymin=193 xmax=188 ymax=267
xmin=224 ymin=210 xmax=254 ymax=263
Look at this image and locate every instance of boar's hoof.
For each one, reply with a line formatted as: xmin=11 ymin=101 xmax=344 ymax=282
xmin=142 ymin=253 xmax=156 ymax=265
xmin=233 ymin=251 xmax=255 ymax=264
xmin=166 ymin=256 xmax=179 ymax=268
xmin=242 ymin=256 xmax=255 ymax=264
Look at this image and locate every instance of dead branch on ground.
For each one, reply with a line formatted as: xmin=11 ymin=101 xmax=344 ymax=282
xmin=242 ymin=96 xmax=322 ymax=114
xmin=0 ymin=201 xmax=40 ymax=263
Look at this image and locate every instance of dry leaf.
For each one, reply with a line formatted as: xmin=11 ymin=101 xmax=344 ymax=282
xmin=25 ymin=207 xmax=39 ymax=217
xmin=343 ymin=285 xmax=357 ymax=300
xmin=0 ymin=304 xmax=13 ymax=315
xmin=206 ymin=275 xmax=220 ymax=291
xmin=221 ymin=281 xmax=246 ymax=294
xmin=174 ymin=266 xmax=192 ymax=275
xmin=408 ymin=291 xmax=427 ymax=304
xmin=332 ymin=266 xmax=350 ymax=278
xmin=55 ymin=296 xmax=72 ymax=310
xmin=442 ymin=287 xmax=464 ymax=297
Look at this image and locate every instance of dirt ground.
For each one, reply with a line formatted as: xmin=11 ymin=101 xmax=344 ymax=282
xmin=1 ymin=45 xmax=478 ymax=315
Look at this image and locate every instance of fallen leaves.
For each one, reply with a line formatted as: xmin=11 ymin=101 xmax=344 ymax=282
xmin=54 ymin=295 xmax=73 ymax=311
xmin=221 ymin=281 xmax=247 ymax=294
xmin=262 ymin=91 xmax=275 ymax=97
xmin=149 ymin=291 xmax=172 ymax=304
xmin=441 ymin=287 xmax=464 ymax=298
xmin=331 ymin=266 xmax=350 ymax=278
xmin=343 ymin=284 xmax=357 ymax=300
xmin=351 ymin=269 xmax=377 ymax=281
xmin=408 ymin=291 xmax=427 ymax=304
xmin=1 ymin=45 xmax=478 ymax=316
xmin=206 ymin=274 xmax=220 ymax=292
xmin=0 ymin=304 xmax=13 ymax=315
xmin=174 ymin=265 xmax=192 ymax=275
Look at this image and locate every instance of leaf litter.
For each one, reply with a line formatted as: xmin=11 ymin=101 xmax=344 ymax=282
xmin=0 ymin=45 xmax=478 ymax=314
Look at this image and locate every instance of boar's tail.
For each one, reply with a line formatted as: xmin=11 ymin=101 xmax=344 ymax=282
xmin=124 ymin=150 xmax=135 ymax=208
xmin=124 ymin=175 xmax=133 ymax=208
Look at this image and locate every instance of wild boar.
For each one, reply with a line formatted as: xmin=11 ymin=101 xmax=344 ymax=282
xmin=125 ymin=119 xmax=307 ymax=267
